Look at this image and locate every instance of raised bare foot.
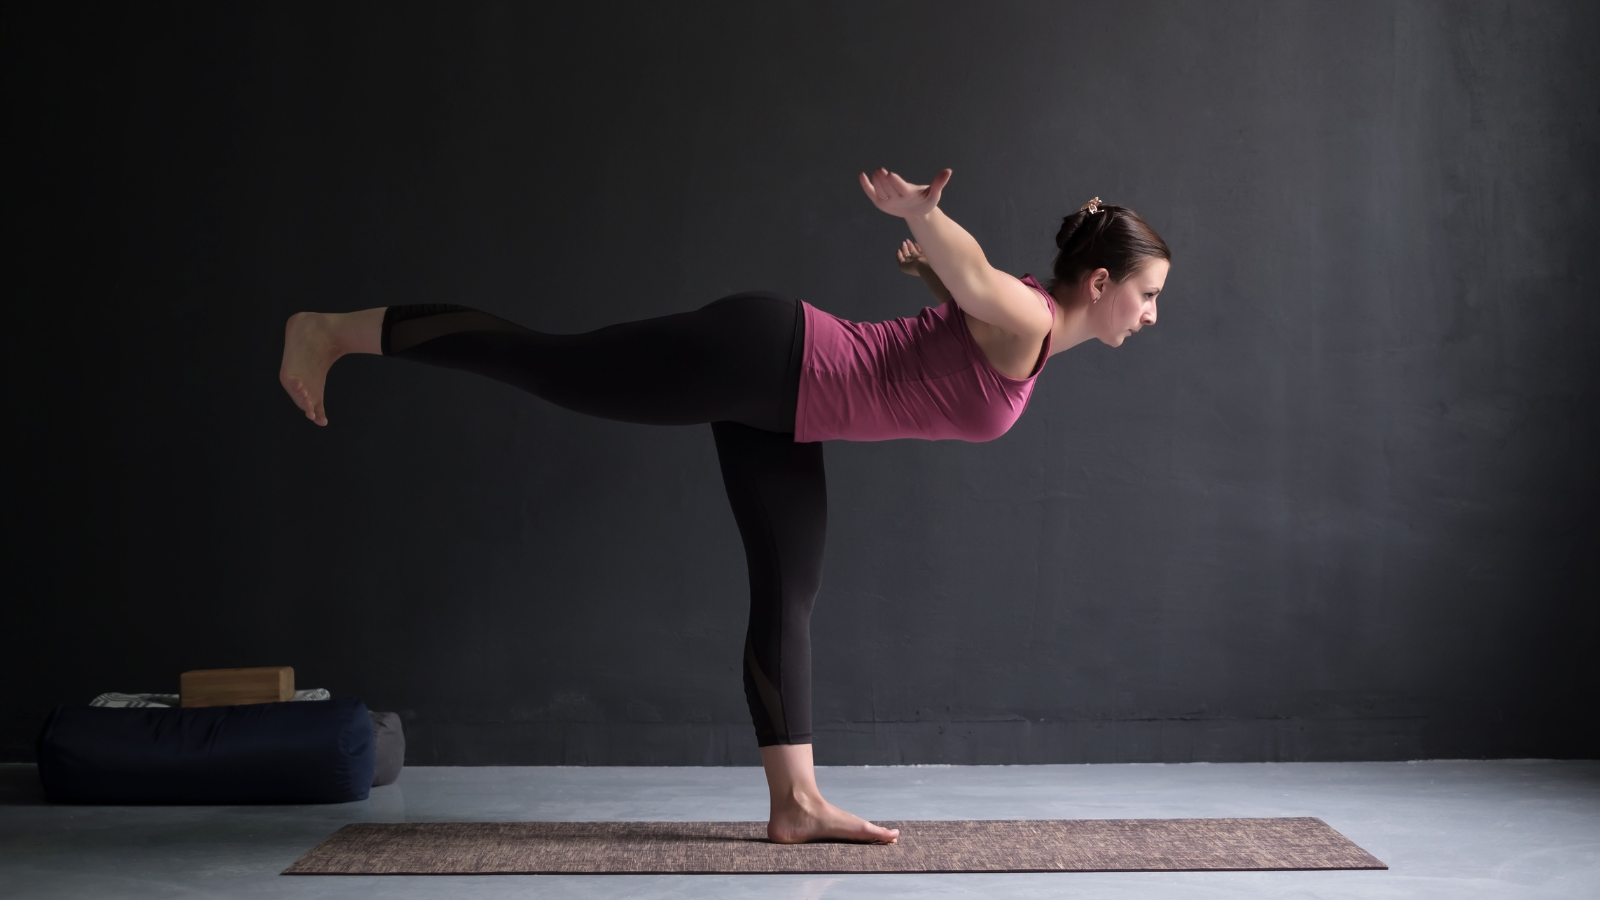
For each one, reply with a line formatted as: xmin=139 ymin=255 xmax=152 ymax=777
xmin=767 ymin=794 xmax=900 ymax=844
xmin=279 ymin=312 xmax=343 ymax=426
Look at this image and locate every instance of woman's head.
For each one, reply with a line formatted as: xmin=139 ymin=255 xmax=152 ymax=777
xmin=1051 ymin=199 xmax=1171 ymax=347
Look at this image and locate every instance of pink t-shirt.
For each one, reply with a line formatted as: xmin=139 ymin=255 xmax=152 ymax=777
xmin=793 ymin=274 xmax=1055 ymax=442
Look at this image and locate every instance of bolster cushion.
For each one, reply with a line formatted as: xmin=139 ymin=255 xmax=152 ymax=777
xmin=37 ymin=697 xmax=375 ymax=804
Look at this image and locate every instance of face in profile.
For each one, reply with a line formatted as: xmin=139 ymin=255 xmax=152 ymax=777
xmin=1089 ymin=258 xmax=1169 ymax=347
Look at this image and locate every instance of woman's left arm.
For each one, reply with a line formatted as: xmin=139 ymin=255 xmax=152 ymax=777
xmin=896 ymin=240 xmax=956 ymax=307
xmin=860 ymin=167 xmax=1052 ymax=339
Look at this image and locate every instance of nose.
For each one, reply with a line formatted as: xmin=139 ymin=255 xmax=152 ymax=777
xmin=1144 ymin=302 xmax=1158 ymax=326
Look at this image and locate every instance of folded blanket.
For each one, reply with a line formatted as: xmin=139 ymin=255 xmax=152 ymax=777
xmin=89 ymin=689 xmax=331 ymax=708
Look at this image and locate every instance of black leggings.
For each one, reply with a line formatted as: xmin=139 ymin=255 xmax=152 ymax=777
xmin=383 ymin=294 xmax=822 ymax=746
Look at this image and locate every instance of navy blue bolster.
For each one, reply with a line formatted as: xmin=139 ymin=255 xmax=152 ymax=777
xmin=36 ymin=697 xmax=375 ymax=804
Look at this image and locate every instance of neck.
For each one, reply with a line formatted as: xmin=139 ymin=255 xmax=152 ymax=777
xmin=1046 ymin=284 xmax=1098 ymax=356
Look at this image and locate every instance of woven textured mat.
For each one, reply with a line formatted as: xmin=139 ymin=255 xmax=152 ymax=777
xmin=283 ymin=817 xmax=1386 ymax=875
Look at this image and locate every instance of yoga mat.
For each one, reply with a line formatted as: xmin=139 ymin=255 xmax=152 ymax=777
xmin=283 ymin=817 xmax=1386 ymax=875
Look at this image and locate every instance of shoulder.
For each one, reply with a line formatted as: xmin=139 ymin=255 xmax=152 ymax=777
xmin=1016 ymin=273 xmax=1055 ymax=307
xmin=980 ymin=270 xmax=1054 ymax=342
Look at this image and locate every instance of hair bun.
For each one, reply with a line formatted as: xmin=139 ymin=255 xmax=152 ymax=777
xmin=1056 ymin=197 xmax=1111 ymax=249
xmin=1055 ymin=211 xmax=1086 ymax=250
xmin=1049 ymin=198 xmax=1170 ymax=290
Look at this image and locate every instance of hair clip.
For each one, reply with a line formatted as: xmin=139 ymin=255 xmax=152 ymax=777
xmin=1080 ymin=197 xmax=1104 ymax=215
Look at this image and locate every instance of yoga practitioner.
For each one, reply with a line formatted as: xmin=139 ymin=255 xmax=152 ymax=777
xmin=279 ymin=168 xmax=1171 ymax=845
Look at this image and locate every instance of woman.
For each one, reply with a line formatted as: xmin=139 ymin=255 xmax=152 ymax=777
xmin=279 ymin=167 xmax=1171 ymax=845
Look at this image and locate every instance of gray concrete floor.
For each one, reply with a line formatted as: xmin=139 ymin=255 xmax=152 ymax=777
xmin=3 ymin=759 xmax=1598 ymax=899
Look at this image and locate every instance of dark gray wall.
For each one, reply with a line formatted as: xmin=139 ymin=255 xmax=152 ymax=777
xmin=5 ymin=1 xmax=1597 ymax=765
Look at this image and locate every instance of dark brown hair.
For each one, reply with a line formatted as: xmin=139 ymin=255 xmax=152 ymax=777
xmin=1050 ymin=203 xmax=1170 ymax=290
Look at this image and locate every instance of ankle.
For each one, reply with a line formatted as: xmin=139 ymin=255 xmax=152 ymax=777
xmin=770 ymin=785 xmax=825 ymax=811
xmin=333 ymin=307 xmax=385 ymax=356
xmin=295 ymin=310 xmax=374 ymax=359
xmin=323 ymin=312 xmax=361 ymax=359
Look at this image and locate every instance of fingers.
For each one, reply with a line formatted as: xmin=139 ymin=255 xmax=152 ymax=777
xmin=867 ymin=168 xmax=888 ymax=199
xmin=881 ymin=168 xmax=914 ymax=194
xmin=862 ymin=166 xmax=949 ymax=212
xmin=875 ymin=167 xmax=905 ymax=199
xmin=858 ymin=171 xmax=879 ymax=205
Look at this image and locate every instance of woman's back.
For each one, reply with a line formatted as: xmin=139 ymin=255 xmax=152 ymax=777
xmin=794 ymin=275 xmax=1055 ymax=443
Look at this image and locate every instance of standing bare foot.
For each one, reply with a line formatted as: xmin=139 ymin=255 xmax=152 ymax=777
xmin=759 ymin=742 xmax=898 ymax=844
xmin=768 ymin=792 xmax=900 ymax=844
xmin=278 ymin=308 xmax=384 ymax=426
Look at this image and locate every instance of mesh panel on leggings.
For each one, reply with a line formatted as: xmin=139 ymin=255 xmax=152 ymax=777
xmin=385 ymin=309 xmax=531 ymax=356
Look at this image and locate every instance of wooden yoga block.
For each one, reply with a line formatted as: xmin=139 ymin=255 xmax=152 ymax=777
xmin=180 ymin=666 xmax=294 ymax=708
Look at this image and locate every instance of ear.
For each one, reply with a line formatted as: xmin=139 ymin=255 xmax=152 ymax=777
xmin=1090 ymin=268 xmax=1111 ymax=299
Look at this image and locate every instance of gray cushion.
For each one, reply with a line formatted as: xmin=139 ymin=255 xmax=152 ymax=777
xmin=368 ymin=711 xmax=405 ymax=787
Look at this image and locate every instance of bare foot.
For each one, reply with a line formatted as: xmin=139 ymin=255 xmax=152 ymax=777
xmin=767 ymin=793 xmax=900 ymax=844
xmin=279 ymin=312 xmax=343 ymax=426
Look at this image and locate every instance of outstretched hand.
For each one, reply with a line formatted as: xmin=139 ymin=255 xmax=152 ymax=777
xmin=859 ymin=167 xmax=952 ymax=219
